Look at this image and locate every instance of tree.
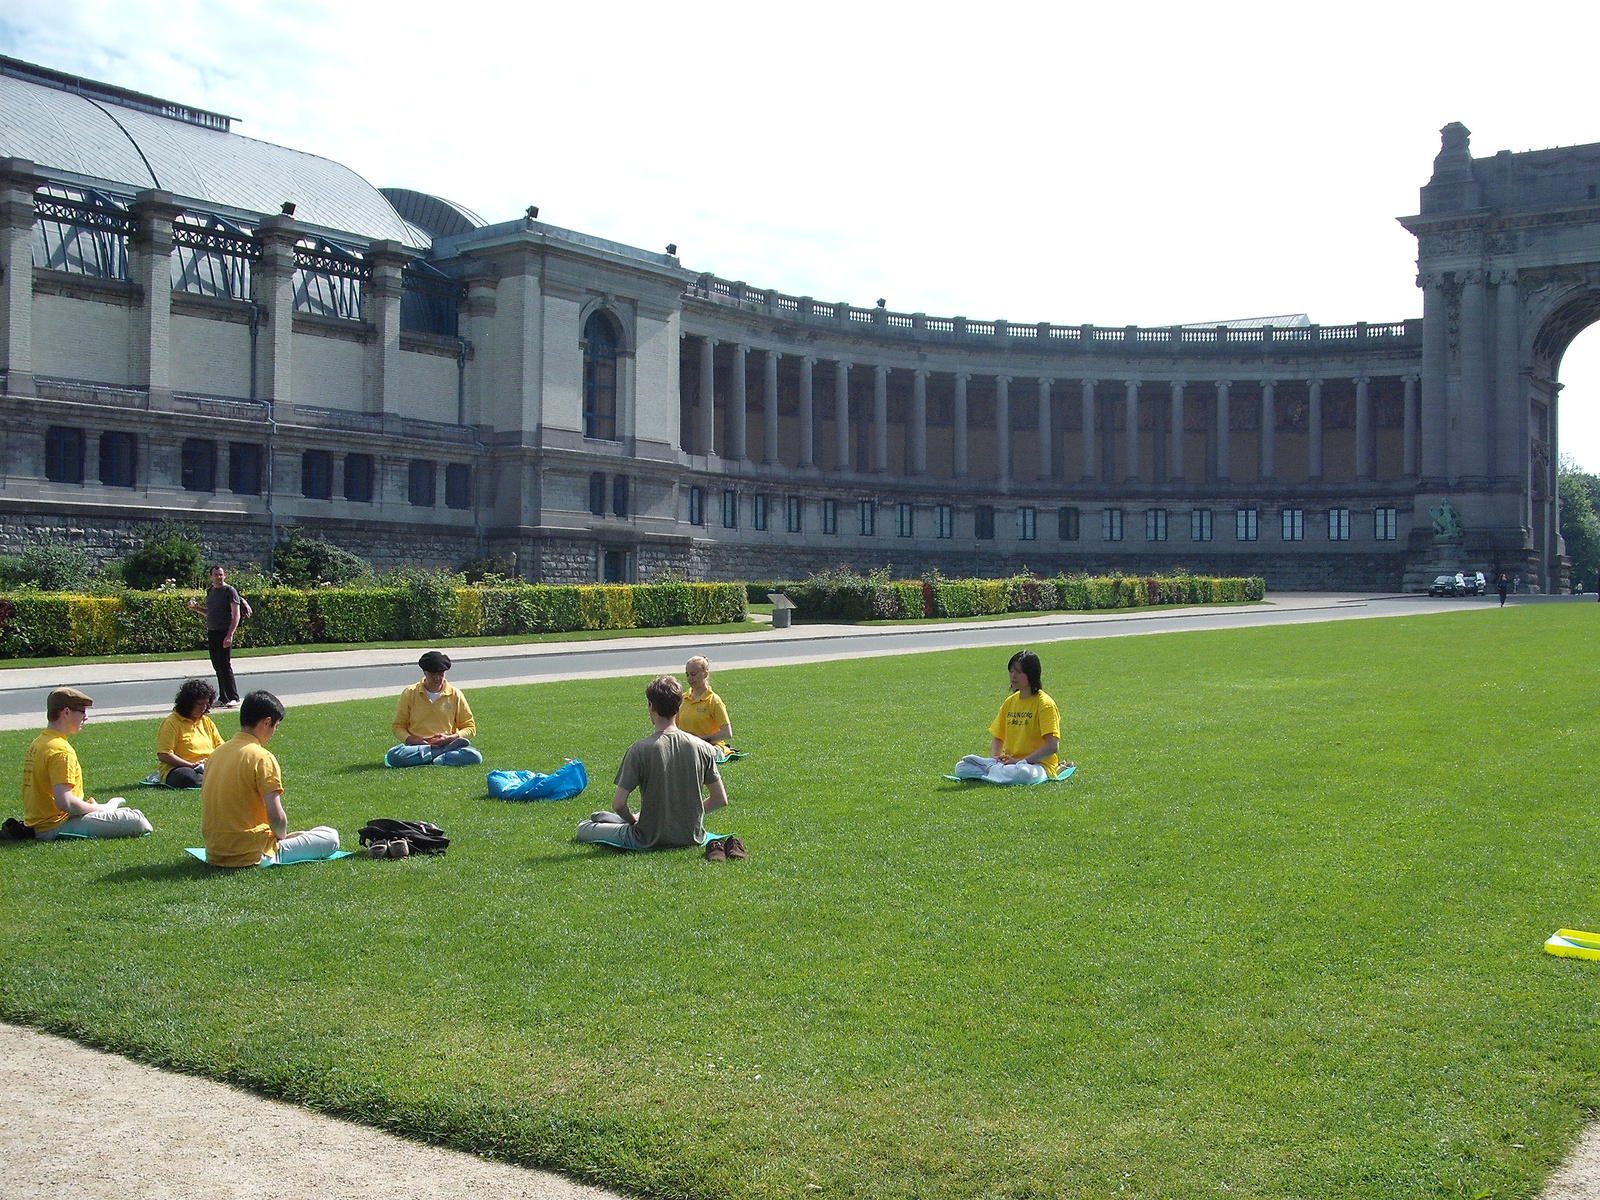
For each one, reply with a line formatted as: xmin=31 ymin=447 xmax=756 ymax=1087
xmin=120 ymin=521 xmax=205 ymax=591
xmin=1559 ymin=456 xmax=1600 ymax=592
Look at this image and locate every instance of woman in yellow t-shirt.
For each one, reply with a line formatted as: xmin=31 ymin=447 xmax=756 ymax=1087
xmin=679 ymin=655 xmax=735 ymax=760
xmin=953 ymin=650 xmax=1071 ymax=784
xmin=156 ymin=678 xmax=224 ymax=789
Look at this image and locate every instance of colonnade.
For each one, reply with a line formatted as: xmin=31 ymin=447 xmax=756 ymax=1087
xmin=688 ymin=336 xmax=1419 ymax=485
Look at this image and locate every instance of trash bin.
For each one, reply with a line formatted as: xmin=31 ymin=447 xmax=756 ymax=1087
xmin=767 ymin=592 xmax=796 ymax=629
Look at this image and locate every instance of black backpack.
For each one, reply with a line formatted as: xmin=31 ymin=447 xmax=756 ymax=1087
xmin=357 ymin=818 xmax=449 ymax=855
xmin=1 ymin=816 xmax=35 ymax=841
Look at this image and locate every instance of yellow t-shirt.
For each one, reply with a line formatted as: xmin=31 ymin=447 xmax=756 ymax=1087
xmin=677 ymin=687 xmax=730 ymax=741
xmin=392 ymin=681 xmax=475 ymax=741
xmin=21 ymin=730 xmax=79 ymax=833
xmin=200 ymin=732 xmax=283 ymax=868
xmin=988 ymin=690 xmax=1062 ymax=776
xmin=156 ymin=712 xmax=223 ymax=782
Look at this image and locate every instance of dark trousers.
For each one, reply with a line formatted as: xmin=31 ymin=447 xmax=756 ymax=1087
xmin=207 ymin=629 xmax=239 ymax=703
xmin=166 ymin=765 xmax=204 ymax=789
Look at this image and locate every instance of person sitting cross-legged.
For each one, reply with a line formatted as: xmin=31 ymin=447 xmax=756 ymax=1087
xmin=576 ymin=675 xmax=728 ymax=851
xmin=953 ymin=650 xmax=1072 ymax=785
xmin=385 ymin=651 xmax=482 ymax=767
xmin=201 ymin=690 xmax=339 ymax=868
xmin=677 ymin=655 xmax=735 ymax=760
xmin=23 ymin=687 xmax=152 ymax=839
xmin=156 ymin=678 xmax=223 ymax=789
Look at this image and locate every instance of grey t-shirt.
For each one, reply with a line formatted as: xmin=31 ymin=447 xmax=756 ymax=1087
xmin=615 ymin=727 xmax=719 ymax=849
xmin=205 ymin=584 xmax=241 ymax=632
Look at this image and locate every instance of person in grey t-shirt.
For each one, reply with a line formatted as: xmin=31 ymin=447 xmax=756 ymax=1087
xmin=186 ymin=565 xmax=252 ymax=707
xmin=576 ymin=675 xmax=727 ymax=851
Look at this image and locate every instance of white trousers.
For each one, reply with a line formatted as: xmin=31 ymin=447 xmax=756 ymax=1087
xmin=953 ymin=755 xmax=1046 ymax=785
xmin=264 ymin=826 xmax=341 ymax=865
xmin=39 ymin=798 xmax=152 ymax=840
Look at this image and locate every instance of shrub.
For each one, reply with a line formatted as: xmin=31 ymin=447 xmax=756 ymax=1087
xmin=117 ymin=592 xmax=205 ymax=654
xmin=120 ymin=521 xmax=205 ymax=590
xmin=457 ymin=555 xmax=515 ymax=585
xmin=634 ymin=582 xmax=693 ymax=628
xmin=391 ymin=568 xmax=461 ymax=639
xmin=319 ymin=588 xmax=406 ymax=643
xmin=273 ymin=529 xmax=370 ymax=588
xmin=455 ymin=588 xmax=484 ymax=637
xmin=18 ymin=538 xmax=93 ymax=592
xmin=235 ymin=588 xmax=314 ymax=648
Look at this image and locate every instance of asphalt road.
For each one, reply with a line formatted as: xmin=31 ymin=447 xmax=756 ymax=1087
xmin=0 ymin=591 xmax=1526 ymax=730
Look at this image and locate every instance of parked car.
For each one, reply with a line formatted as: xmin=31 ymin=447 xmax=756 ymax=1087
xmin=1464 ymin=572 xmax=1487 ymax=595
xmin=1428 ymin=573 xmax=1466 ymax=596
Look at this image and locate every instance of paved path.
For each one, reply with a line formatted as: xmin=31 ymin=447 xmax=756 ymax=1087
xmin=0 ymin=591 xmax=1516 ymax=730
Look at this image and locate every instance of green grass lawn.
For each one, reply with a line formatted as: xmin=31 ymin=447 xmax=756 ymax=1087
xmin=2 ymin=606 xmax=1598 ymax=1199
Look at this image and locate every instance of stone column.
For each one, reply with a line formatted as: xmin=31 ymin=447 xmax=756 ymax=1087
xmin=1419 ymin=273 xmax=1448 ymax=486
xmin=697 ymin=336 xmax=717 ymax=457
xmin=458 ymin=267 xmax=498 ymax=427
xmin=764 ymin=348 xmax=780 ymax=465
xmin=1402 ymin=374 xmax=1419 ymax=479
xmin=1169 ymin=380 xmax=1185 ymax=483
xmin=730 ymin=342 xmax=748 ymax=462
xmin=834 ymin=360 xmax=851 ymax=471
xmin=953 ymin=372 xmax=969 ymax=477
xmin=1081 ymin=379 xmax=1097 ymax=481
xmin=1353 ymin=376 xmax=1372 ymax=481
xmin=129 ymin=189 xmax=183 ymax=410
xmin=365 ymin=240 xmax=410 ymax=423
xmin=1307 ymin=379 xmax=1324 ymax=481
xmin=1458 ymin=270 xmax=1490 ymax=485
xmin=1215 ymin=380 xmax=1231 ymax=481
xmin=872 ymin=364 xmax=888 ymax=473
xmin=1124 ymin=379 xmax=1140 ymax=482
xmin=996 ymin=374 xmax=1012 ymax=483
xmin=1037 ymin=377 xmax=1053 ymax=481
xmin=0 ymin=158 xmax=38 ymax=396
xmin=1493 ymin=270 xmax=1523 ymax=495
xmin=911 ymin=368 xmax=928 ymax=476
xmin=798 ymin=355 xmax=815 ymax=468
xmin=251 ymin=213 xmax=299 ymax=415
xmin=1260 ymin=379 xmax=1277 ymax=482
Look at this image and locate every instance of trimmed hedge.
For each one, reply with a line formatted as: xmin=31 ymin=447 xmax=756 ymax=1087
xmin=788 ymin=575 xmax=1265 ymax=622
xmin=0 ymin=582 xmax=747 ymax=660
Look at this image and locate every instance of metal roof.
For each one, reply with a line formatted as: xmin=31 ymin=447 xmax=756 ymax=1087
xmin=1178 ymin=314 xmax=1312 ymax=329
xmin=0 ymin=68 xmax=426 ymax=248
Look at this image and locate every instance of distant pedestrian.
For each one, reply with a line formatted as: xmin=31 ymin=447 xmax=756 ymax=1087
xmin=1497 ymin=574 xmax=1509 ymax=607
xmin=187 ymin=565 xmax=252 ymax=709
xmin=1514 ymin=573 xmax=1523 ymax=594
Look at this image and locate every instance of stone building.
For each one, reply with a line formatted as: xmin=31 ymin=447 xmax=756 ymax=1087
xmin=0 ymin=56 xmax=1587 ymax=589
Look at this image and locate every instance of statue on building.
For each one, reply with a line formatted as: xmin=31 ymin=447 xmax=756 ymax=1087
xmin=1430 ymin=499 xmax=1463 ymax=540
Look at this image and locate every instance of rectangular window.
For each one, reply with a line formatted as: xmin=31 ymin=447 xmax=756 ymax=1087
xmin=858 ymin=499 xmax=876 ymax=537
xmin=408 ymin=459 xmax=436 ymax=507
xmin=1102 ymin=508 xmax=1123 ymax=541
xmin=344 ymin=453 xmax=374 ymax=503
xmin=1018 ymin=506 xmax=1037 ymax=541
xmin=1281 ymin=508 xmax=1304 ymax=541
xmin=936 ymin=504 xmax=954 ymax=539
xmin=181 ymin=439 xmax=216 ymax=492
xmin=1058 ymin=506 xmax=1080 ymax=541
xmin=611 ymin=474 xmax=629 ymax=519
xmin=722 ymin=489 xmax=739 ymax=529
xmin=1190 ymin=508 xmax=1213 ymax=542
xmin=1145 ymin=508 xmax=1168 ymax=542
xmin=786 ymin=495 xmax=803 ymax=533
xmin=1236 ymin=508 xmax=1259 ymax=541
xmin=688 ymin=485 xmax=704 ymax=527
xmin=1375 ymin=506 xmax=1398 ymax=541
xmin=301 ymin=450 xmax=333 ymax=500
xmin=590 ymin=473 xmax=607 ymax=517
xmin=753 ymin=493 xmax=768 ymax=531
xmin=822 ymin=498 xmax=838 ymax=535
xmin=447 ymin=463 xmax=473 ymax=510
xmin=1328 ymin=507 xmax=1350 ymax=541
xmin=975 ymin=505 xmax=995 ymax=540
xmin=229 ymin=442 xmax=262 ymax=495
xmin=45 ymin=426 xmax=85 ymax=485
xmin=897 ymin=503 xmax=915 ymax=538
xmin=99 ymin=431 xmax=136 ymax=488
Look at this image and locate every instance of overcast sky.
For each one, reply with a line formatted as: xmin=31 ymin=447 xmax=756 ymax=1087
xmin=6 ymin=0 xmax=1600 ymax=468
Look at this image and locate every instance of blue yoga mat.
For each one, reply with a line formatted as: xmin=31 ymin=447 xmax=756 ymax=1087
xmin=942 ymin=765 xmax=1078 ymax=786
xmin=184 ymin=847 xmax=354 ymax=867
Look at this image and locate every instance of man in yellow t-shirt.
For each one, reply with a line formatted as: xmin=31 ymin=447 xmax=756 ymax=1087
xmin=953 ymin=651 xmax=1070 ymax=784
xmin=386 ymin=651 xmax=482 ymax=767
xmin=678 ymin=655 xmax=735 ymax=760
xmin=201 ymin=690 xmax=338 ymax=868
xmin=22 ymin=687 xmax=151 ymax=839
xmin=155 ymin=678 xmax=223 ymax=788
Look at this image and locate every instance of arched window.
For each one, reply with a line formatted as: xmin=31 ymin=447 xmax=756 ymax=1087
xmin=583 ymin=311 xmax=619 ymax=441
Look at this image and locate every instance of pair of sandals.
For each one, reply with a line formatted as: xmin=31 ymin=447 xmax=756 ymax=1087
xmin=367 ymin=839 xmax=412 ymax=859
xmin=704 ymin=836 xmax=748 ymax=862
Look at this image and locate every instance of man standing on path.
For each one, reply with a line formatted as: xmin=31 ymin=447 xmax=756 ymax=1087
xmin=188 ymin=565 xmax=251 ymax=709
xmin=576 ymin=675 xmax=728 ymax=851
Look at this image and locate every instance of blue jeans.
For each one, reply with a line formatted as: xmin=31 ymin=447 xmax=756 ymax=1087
xmin=575 ymin=811 xmax=643 ymax=850
xmin=385 ymin=739 xmax=482 ymax=768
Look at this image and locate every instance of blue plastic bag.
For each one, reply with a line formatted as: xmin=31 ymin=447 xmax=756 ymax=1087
xmin=487 ymin=760 xmax=589 ymax=802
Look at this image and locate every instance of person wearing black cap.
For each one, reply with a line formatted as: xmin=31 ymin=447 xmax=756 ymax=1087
xmin=385 ymin=651 xmax=481 ymax=767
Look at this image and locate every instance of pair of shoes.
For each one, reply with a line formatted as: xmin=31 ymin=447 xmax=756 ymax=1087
xmin=703 ymin=836 xmax=748 ymax=862
xmin=368 ymin=839 xmax=411 ymax=859
xmin=216 ymin=700 xmax=239 ymax=710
